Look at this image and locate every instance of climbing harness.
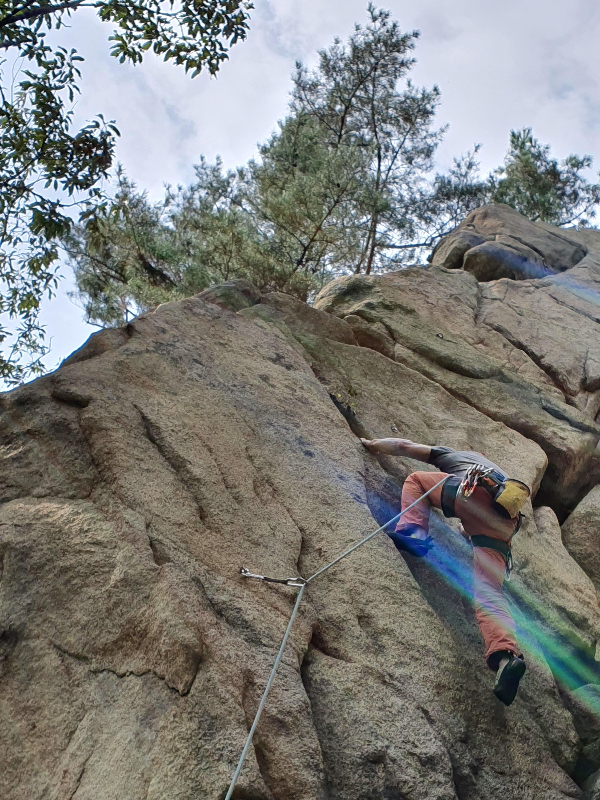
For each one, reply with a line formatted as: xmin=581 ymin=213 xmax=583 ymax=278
xmin=459 ymin=465 xmax=522 ymax=581
xmin=224 ymin=475 xmax=450 ymax=800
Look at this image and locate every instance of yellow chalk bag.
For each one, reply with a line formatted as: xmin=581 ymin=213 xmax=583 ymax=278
xmin=495 ymin=479 xmax=530 ymax=518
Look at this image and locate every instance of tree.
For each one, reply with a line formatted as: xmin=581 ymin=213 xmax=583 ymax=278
xmin=242 ymin=112 xmax=366 ymax=291
xmin=488 ymin=128 xmax=600 ymax=226
xmin=0 ymin=0 xmax=252 ymax=383
xmin=283 ymin=3 xmax=444 ymax=275
xmin=68 ymin=10 xmax=600 ymax=332
xmin=66 ymin=161 xmax=271 ymax=327
xmin=70 ymin=4 xmax=452 ymax=319
xmin=65 ymin=170 xmax=184 ymax=327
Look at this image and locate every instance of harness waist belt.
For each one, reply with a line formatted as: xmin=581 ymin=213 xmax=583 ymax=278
xmin=441 ymin=476 xmax=461 ymax=518
xmin=442 ymin=471 xmax=529 ymax=522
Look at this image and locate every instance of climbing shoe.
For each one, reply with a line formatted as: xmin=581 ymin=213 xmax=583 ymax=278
xmin=387 ymin=530 xmax=434 ymax=558
xmin=493 ymin=655 xmax=526 ymax=706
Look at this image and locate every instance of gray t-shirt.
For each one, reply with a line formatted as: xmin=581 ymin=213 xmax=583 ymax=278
xmin=428 ymin=447 xmax=508 ymax=481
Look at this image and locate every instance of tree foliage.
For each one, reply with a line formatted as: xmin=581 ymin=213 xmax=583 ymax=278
xmin=0 ymin=0 xmax=252 ymax=383
xmin=66 ymin=169 xmax=182 ymax=327
xmin=488 ymin=127 xmax=600 ymax=226
xmin=70 ymin=5 xmax=461 ymax=324
xmin=62 ymin=7 xmax=600 ymax=333
xmin=286 ymin=7 xmax=444 ymax=275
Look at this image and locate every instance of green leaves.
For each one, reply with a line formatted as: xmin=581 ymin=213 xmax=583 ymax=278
xmin=0 ymin=44 xmax=118 ymax=383
xmin=101 ymin=0 xmax=253 ymax=76
xmin=271 ymin=5 xmax=445 ymax=276
xmin=68 ymin=5 xmax=451 ymax=314
xmin=56 ymin=5 xmax=600 ymax=348
xmin=489 ymin=128 xmax=600 ymax=227
xmin=0 ymin=0 xmax=252 ymax=383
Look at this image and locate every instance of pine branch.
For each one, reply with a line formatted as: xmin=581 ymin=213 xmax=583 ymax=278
xmin=0 ymin=0 xmax=91 ymax=29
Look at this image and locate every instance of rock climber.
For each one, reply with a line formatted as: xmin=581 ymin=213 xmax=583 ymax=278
xmin=360 ymin=435 xmax=530 ymax=707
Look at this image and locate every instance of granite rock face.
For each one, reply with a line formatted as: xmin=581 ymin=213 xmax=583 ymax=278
xmin=563 ymin=486 xmax=600 ymax=591
xmin=1 ymin=206 xmax=600 ymax=800
xmin=316 ymin=207 xmax=600 ymax=514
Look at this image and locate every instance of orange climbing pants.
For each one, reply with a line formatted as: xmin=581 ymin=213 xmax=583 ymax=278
xmin=398 ymin=471 xmax=519 ymax=667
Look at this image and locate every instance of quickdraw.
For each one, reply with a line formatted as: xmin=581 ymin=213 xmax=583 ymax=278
xmin=459 ymin=463 xmax=494 ymax=498
xmin=505 ymin=549 xmax=513 ymax=582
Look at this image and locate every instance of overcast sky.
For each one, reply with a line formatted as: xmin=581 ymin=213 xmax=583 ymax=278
xmin=15 ymin=0 xmax=600 ymax=376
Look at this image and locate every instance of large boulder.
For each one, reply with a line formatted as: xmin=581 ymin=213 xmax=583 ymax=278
xmin=427 ymin=205 xmax=600 ymax=422
xmin=562 ymin=485 xmax=600 ymax=590
xmin=0 ymin=292 xmax=582 ymax=800
xmin=430 ymin=204 xmax=587 ymax=279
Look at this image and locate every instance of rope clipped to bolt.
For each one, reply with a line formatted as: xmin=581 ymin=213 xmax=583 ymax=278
xmin=224 ymin=475 xmax=450 ymax=800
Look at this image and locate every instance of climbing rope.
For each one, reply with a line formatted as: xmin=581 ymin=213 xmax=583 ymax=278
xmin=224 ymin=474 xmax=449 ymax=800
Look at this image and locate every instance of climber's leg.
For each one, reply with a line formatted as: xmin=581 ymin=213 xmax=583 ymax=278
xmin=471 ymin=544 xmax=527 ymax=706
xmin=396 ymin=471 xmax=448 ymax=531
xmin=471 ymin=546 xmax=518 ymax=663
xmin=472 ymin=550 xmax=526 ymax=705
xmin=456 ymin=487 xmax=526 ymax=704
xmin=456 ymin=486 xmax=519 ymax=663
xmin=388 ymin=471 xmax=449 ymax=557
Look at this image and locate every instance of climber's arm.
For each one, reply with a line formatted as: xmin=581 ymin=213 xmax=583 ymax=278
xmin=360 ymin=437 xmax=432 ymax=462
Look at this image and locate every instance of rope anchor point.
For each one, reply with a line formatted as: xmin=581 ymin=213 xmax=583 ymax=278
xmin=240 ymin=567 xmax=306 ymax=588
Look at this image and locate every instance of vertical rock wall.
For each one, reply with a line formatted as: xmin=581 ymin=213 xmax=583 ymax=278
xmin=1 ymin=205 xmax=600 ymax=799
